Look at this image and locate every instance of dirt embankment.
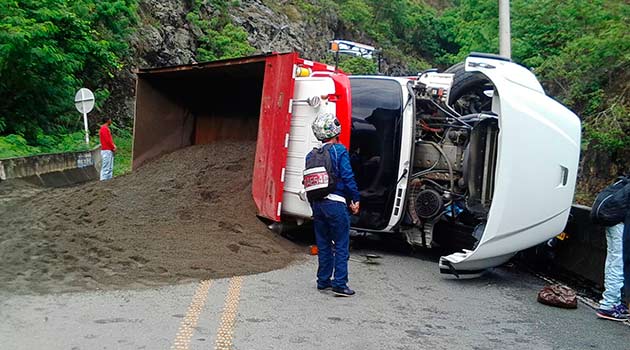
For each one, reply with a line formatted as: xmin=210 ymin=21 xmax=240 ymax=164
xmin=0 ymin=141 xmax=301 ymax=294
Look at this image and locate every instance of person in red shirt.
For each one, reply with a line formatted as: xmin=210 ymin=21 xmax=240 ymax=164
xmin=99 ymin=117 xmax=117 ymax=180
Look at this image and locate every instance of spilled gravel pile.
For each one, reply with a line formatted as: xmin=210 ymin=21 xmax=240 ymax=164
xmin=0 ymin=141 xmax=301 ymax=294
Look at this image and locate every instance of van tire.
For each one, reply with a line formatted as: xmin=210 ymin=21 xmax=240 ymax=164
xmin=445 ymin=62 xmax=492 ymax=115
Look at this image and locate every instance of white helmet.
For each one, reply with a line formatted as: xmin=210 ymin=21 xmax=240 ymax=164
xmin=311 ymin=113 xmax=341 ymax=141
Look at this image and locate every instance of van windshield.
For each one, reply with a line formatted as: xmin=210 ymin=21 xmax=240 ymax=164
xmin=349 ymin=78 xmax=403 ymax=230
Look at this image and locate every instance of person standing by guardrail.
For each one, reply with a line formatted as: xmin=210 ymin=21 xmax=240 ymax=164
xmin=597 ymin=222 xmax=629 ymax=321
xmin=623 ymin=218 xmax=630 ymax=313
xmin=591 ymin=177 xmax=630 ymax=321
xmin=99 ymin=117 xmax=117 ymax=181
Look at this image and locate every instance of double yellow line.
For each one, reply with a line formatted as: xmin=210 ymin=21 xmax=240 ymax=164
xmin=171 ymin=280 xmax=212 ymax=350
xmin=215 ymin=276 xmax=244 ymax=350
xmin=171 ymin=276 xmax=244 ymax=350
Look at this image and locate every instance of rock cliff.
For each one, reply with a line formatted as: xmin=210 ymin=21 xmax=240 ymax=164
xmin=104 ymin=0 xmax=350 ymax=127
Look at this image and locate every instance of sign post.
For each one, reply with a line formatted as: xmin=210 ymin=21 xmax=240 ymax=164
xmin=499 ymin=0 xmax=511 ymax=58
xmin=74 ymin=88 xmax=95 ymax=145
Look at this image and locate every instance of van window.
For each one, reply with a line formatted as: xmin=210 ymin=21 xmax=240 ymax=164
xmin=349 ymin=78 xmax=403 ymax=230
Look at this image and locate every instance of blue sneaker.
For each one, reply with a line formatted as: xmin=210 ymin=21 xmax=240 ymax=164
xmin=332 ymin=287 xmax=355 ymax=297
xmin=614 ymin=304 xmax=629 ymax=317
xmin=596 ymin=307 xmax=628 ymax=322
xmin=317 ymin=282 xmax=332 ymax=291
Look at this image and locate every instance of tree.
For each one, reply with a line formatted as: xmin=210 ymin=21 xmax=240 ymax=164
xmin=0 ymin=0 xmax=137 ymax=142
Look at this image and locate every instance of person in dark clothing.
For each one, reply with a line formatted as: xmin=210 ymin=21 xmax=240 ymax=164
xmin=594 ymin=179 xmax=630 ymax=321
xmin=623 ymin=217 xmax=630 ymax=306
xmin=596 ymin=222 xmax=628 ymax=321
xmin=307 ymin=113 xmax=360 ymax=297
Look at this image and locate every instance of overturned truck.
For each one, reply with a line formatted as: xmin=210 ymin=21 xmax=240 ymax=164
xmin=133 ymin=52 xmax=581 ymax=277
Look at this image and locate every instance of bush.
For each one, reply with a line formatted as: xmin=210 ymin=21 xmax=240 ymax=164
xmin=110 ymin=125 xmax=133 ymax=176
xmin=337 ymin=56 xmax=378 ymax=75
xmin=187 ymin=0 xmax=255 ymax=62
xmin=434 ymin=0 xmax=630 ymax=154
xmin=0 ymin=0 xmax=138 ymax=142
xmin=0 ymin=131 xmax=92 ymax=159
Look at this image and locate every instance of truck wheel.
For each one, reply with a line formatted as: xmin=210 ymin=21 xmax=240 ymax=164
xmin=445 ymin=62 xmax=493 ymax=115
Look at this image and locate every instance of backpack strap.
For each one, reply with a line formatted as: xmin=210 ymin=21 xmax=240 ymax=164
xmin=324 ymin=144 xmax=340 ymax=179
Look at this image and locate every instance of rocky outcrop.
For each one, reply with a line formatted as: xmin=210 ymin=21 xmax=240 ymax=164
xmin=102 ymin=0 xmax=346 ymax=128
xmin=133 ymin=0 xmax=197 ymax=68
xmin=101 ymin=0 xmax=198 ymax=128
xmin=230 ymin=1 xmax=339 ymax=58
xmin=101 ymin=0 xmax=416 ymax=129
xmin=575 ymin=142 xmax=630 ymax=205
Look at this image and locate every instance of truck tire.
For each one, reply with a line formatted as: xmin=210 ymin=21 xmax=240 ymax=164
xmin=445 ymin=62 xmax=493 ymax=115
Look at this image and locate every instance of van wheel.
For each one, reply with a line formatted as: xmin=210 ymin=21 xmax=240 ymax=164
xmin=445 ymin=62 xmax=494 ymax=115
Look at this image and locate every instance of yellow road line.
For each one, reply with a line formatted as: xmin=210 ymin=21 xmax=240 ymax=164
xmin=171 ymin=280 xmax=212 ymax=350
xmin=214 ymin=276 xmax=244 ymax=350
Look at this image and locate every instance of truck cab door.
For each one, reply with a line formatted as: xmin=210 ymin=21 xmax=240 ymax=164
xmin=348 ymin=77 xmax=414 ymax=232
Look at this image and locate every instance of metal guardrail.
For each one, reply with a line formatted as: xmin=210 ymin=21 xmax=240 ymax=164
xmin=557 ymin=205 xmax=605 ymax=286
xmin=519 ymin=205 xmax=605 ymax=291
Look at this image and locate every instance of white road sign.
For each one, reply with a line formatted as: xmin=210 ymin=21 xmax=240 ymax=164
xmin=75 ymin=88 xmax=95 ymax=145
xmin=75 ymin=88 xmax=95 ymax=114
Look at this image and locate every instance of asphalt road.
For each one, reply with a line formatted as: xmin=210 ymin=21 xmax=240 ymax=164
xmin=1 ymin=247 xmax=629 ymax=350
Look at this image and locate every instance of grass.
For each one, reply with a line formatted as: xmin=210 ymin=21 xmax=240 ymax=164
xmin=0 ymin=132 xmax=95 ymax=159
xmin=112 ymin=129 xmax=132 ymax=177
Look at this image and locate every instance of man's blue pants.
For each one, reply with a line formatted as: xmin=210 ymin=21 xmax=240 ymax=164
xmin=312 ymin=199 xmax=350 ymax=289
xmin=600 ymin=223 xmax=624 ymax=310
xmin=623 ymin=216 xmax=630 ymax=303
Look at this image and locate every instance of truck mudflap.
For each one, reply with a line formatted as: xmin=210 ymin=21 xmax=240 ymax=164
xmin=440 ymin=55 xmax=581 ymax=275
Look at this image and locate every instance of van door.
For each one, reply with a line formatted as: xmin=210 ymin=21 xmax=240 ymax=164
xmin=252 ymin=53 xmax=298 ymax=221
xmin=439 ymin=56 xmax=581 ymax=274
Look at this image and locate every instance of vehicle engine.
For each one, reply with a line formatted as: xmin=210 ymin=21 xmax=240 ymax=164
xmin=405 ymin=70 xmax=499 ymax=250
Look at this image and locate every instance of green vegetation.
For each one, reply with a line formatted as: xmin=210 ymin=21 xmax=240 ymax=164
xmin=0 ymin=0 xmax=138 ymax=144
xmin=110 ymin=126 xmax=132 ymax=176
xmin=335 ymin=0 xmax=443 ymax=71
xmin=187 ymin=0 xmax=255 ymax=62
xmin=439 ymin=0 xmax=630 ymax=155
xmin=0 ymin=132 xmax=93 ymax=159
xmin=0 ymin=0 xmax=137 ymax=177
xmin=335 ymin=56 xmax=378 ymax=75
xmin=2 ymin=0 xmax=628 ymax=174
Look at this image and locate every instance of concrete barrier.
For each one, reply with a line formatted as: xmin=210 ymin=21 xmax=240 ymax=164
xmin=556 ymin=205 xmax=605 ymax=286
xmin=0 ymin=147 xmax=101 ymax=187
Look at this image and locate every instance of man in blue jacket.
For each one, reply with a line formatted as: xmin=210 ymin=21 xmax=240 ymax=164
xmin=306 ymin=113 xmax=361 ymax=297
